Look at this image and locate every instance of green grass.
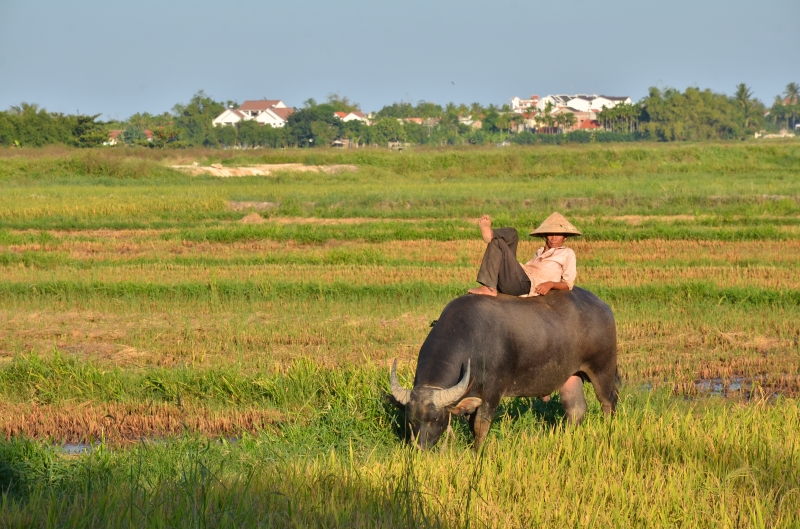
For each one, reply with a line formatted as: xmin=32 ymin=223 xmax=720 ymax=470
xmin=1 ymin=279 xmax=799 ymax=306
xmin=1 ymin=392 xmax=798 ymax=527
xmin=1 ymin=144 xmax=799 ymax=527
xmin=1 ymin=143 xmax=799 ymax=231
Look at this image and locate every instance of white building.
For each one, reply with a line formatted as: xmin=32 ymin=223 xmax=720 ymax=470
xmin=254 ymin=107 xmax=294 ymax=127
xmin=212 ymin=100 xmax=294 ymax=128
xmin=334 ymin=111 xmax=369 ymax=123
xmin=510 ymin=95 xmax=539 ymax=113
xmin=212 ymin=108 xmax=247 ymax=127
xmin=536 ymin=94 xmax=631 ymax=113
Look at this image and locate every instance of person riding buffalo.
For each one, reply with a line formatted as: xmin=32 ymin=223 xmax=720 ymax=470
xmin=467 ymin=212 xmax=584 ymax=400
xmin=467 ymin=212 xmax=581 ymax=298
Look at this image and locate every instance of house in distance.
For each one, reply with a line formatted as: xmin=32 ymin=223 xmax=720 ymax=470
xmin=333 ymin=111 xmax=369 ymax=123
xmin=212 ymin=100 xmax=295 ymax=128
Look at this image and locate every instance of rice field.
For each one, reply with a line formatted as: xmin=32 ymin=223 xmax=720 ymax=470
xmin=1 ymin=143 xmax=799 ymax=527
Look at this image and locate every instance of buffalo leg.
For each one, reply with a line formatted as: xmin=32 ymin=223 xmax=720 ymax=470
xmin=585 ymin=364 xmax=619 ymax=417
xmin=559 ymin=376 xmax=587 ymax=426
xmin=469 ymin=404 xmax=496 ymax=450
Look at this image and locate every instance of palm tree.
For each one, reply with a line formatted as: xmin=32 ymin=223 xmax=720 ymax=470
xmin=553 ymin=113 xmax=565 ymax=134
xmin=770 ymin=95 xmax=787 ymax=129
xmin=784 ymin=82 xmax=799 ymax=105
xmin=562 ymin=112 xmax=577 ymax=132
xmin=734 ymin=83 xmax=755 ymax=130
xmin=784 ymin=83 xmax=799 ymax=130
xmin=508 ymin=112 xmax=524 ymax=134
xmin=536 ymin=101 xmax=555 ymax=133
xmin=8 ymin=102 xmax=40 ymax=115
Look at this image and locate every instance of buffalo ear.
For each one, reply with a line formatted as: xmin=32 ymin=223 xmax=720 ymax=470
xmin=384 ymin=391 xmax=405 ymax=409
xmin=447 ymin=397 xmax=482 ymax=416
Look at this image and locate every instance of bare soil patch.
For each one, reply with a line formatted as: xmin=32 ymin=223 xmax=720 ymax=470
xmin=228 ymin=201 xmax=279 ymax=212
xmin=241 ymin=212 xmax=266 ymax=224
xmin=172 ymin=163 xmax=357 ymax=177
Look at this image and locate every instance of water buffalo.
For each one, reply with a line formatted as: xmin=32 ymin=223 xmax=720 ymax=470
xmin=389 ymin=287 xmax=620 ymax=450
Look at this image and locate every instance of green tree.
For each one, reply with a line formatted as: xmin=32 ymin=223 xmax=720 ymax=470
xmin=172 ymin=91 xmax=226 ymax=146
xmin=557 ymin=112 xmax=577 ymax=133
xmin=71 ymin=114 xmax=106 ymax=147
xmin=734 ymin=83 xmax=756 ymax=130
xmin=215 ymin=124 xmax=237 ymax=148
xmin=310 ymin=120 xmax=338 ymax=146
xmin=341 ymin=120 xmax=369 ymax=146
xmin=237 ymin=120 xmax=262 ymax=148
xmin=469 ymin=102 xmax=484 ymax=117
xmin=126 ymin=112 xmax=173 ymax=131
xmin=783 ymin=83 xmax=799 ymax=129
xmin=325 ymin=93 xmax=360 ymax=113
xmin=482 ymin=107 xmax=501 ymax=133
xmin=286 ymin=106 xmax=343 ymax=147
xmin=402 ymin=121 xmax=426 ymax=144
xmin=371 ymin=118 xmax=407 ymax=144
xmin=639 ymin=86 xmax=742 ymax=141
xmin=415 ymin=101 xmax=443 ymax=118
xmin=149 ymin=126 xmax=181 ymax=148
xmin=496 ymin=113 xmax=513 ymax=135
xmin=123 ymin=125 xmax=147 ymax=145
xmin=2 ymin=103 xmax=74 ymax=146
xmin=784 ymin=82 xmax=799 ymax=105
xmin=535 ymin=101 xmax=556 ymax=133
xmin=376 ymin=101 xmax=415 ymax=118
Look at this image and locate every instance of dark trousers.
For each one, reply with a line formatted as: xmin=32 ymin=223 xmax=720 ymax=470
xmin=476 ymin=227 xmax=531 ymax=296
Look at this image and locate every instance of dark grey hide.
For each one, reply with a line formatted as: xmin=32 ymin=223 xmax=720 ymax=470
xmin=390 ymin=287 xmax=619 ymax=450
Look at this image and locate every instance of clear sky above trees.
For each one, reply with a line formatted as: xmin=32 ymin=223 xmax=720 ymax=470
xmin=0 ymin=0 xmax=797 ymax=119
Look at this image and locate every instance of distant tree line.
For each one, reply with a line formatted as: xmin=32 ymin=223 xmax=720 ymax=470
xmin=0 ymin=103 xmax=107 ymax=147
xmin=1 ymin=83 xmax=798 ymax=148
xmin=597 ymin=83 xmax=800 ymax=141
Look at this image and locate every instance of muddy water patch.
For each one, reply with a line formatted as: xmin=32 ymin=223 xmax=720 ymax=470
xmin=676 ymin=374 xmax=798 ymax=400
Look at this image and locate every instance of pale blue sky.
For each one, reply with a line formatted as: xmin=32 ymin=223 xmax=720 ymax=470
xmin=1 ymin=0 xmax=797 ymax=120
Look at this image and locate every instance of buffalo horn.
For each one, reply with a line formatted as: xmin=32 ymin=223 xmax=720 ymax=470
xmin=431 ymin=360 xmax=471 ymax=409
xmin=390 ymin=359 xmax=411 ymax=405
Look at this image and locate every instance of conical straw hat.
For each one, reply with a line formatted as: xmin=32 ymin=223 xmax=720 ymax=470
xmin=529 ymin=212 xmax=582 ymax=236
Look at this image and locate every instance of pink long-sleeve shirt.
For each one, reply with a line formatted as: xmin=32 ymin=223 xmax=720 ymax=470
xmin=520 ymin=246 xmax=577 ymax=297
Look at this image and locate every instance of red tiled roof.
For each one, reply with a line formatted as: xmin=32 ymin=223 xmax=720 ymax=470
xmin=270 ymin=107 xmax=294 ymax=120
xmin=108 ymin=130 xmax=123 ymax=139
xmin=335 ymin=112 xmax=347 ymax=118
xmin=349 ymin=111 xmax=366 ymax=118
xmin=577 ymin=120 xmax=600 ymax=129
xmin=238 ymin=100 xmax=283 ymax=111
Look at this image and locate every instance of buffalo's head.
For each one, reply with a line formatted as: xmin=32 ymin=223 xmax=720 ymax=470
xmin=389 ymin=359 xmax=482 ymax=449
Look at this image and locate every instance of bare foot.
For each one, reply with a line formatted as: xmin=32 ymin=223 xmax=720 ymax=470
xmin=478 ymin=215 xmax=493 ymax=243
xmin=468 ymin=285 xmax=497 ymax=297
